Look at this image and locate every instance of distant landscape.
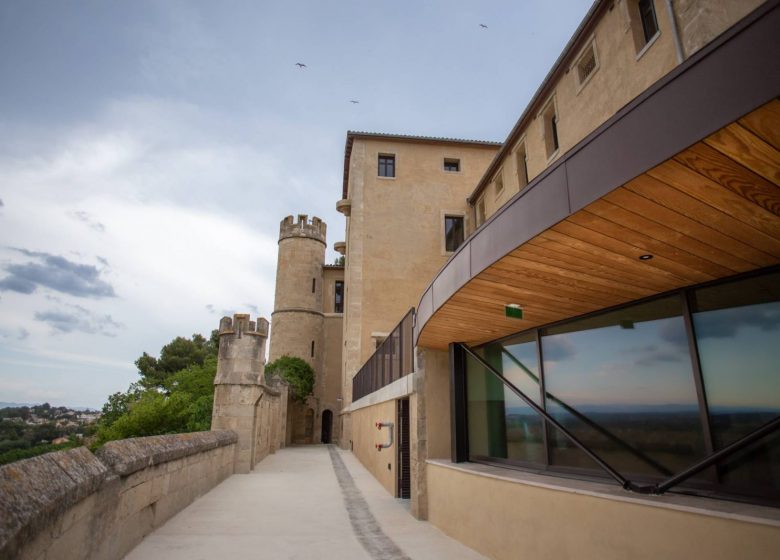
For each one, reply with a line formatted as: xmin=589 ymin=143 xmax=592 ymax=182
xmin=0 ymin=403 xmax=101 ymax=465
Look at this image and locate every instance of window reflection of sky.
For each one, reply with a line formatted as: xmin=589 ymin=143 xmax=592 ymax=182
xmin=542 ymin=315 xmax=699 ymax=409
xmin=695 ymin=301 xmax=780 ymax=412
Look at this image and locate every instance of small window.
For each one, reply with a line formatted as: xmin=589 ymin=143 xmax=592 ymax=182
xmin=312 ymin=278 xmax=316 ymax=293
xmin=494 ymin=169 xmax=504 ymax=198
xmin=378 ymin=154 xmax=395 ymax=177
xmin=443 ymin=158 xmax=460 ymax=172
xmin=476 ymin=198 xmax=486 ymax=227
xmin=542 ymin=100 xmax=559 ymax=159
xmin=444 ymin=215 xmax=465 ymax=252
xmin=334 ymin=280 xmax=344 ymax=313
xmin=638 ymin=0 xmax=659 ymax=44
xmin=311 ymin=340 xmax=315 ymax=357
xmin=515 ymin=143 xmax=528 ymax=190
xmin=575 ymin=41 xmax=599 ymax=89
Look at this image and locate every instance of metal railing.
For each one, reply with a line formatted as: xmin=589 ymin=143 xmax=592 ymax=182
xmin=352 ymin=309 xmax=414 ymax=401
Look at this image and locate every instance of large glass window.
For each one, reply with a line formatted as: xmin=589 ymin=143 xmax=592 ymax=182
xmin=462 ymin=269 xmax=780 ymax=504
xmin=542 ymin=296 xmax=704 ymax=477
xmin=692 ymin=272 xmax=780 ymax=495
xmin=467 ymin=333 xmax=544 ymax=464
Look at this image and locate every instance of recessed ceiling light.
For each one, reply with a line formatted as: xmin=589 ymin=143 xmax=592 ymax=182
xmin=639 ymin=254 xmax=653 ymax=260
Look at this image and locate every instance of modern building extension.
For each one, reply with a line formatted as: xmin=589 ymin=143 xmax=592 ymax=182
xmin=269 ymin=1 xmax=780 ymax=558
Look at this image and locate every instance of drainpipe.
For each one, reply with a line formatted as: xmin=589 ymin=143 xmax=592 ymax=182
xmin=664 ymin=0 xmax=685 ymax=63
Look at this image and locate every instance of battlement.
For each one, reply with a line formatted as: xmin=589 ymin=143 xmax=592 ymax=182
xmin=279 ymin=214 xmax=327 ymax=243
xmin=218 ymin=313 xmax=269 ymax=338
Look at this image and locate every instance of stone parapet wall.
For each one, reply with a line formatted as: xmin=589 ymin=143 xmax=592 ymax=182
xmin=0 ymin=430 xmax=237 ymax=560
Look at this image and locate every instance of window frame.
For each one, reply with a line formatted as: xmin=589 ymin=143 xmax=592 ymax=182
xmin=378 ymin=153 xmax=396 ymax=178
xmin=573 ymin=36 xmax=600 ymax=93
xmin=540 ymin=97 xmax=560 ymax=162
xmin=493 ymin=168 xmax=505 ymax=200
xmin=443 ymin=213 xmax=466 ymax=254
xmin=513 ymin=139 xmax=529 ymax=191
xmin=334 ymin=280 xmax=344 ymax=314
xmin=443 ymin=158 xmax=461 ymax=173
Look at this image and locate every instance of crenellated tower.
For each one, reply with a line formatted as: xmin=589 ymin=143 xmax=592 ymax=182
xmin=269 ymin=215 xmax=328 ymax=444
xmin=212 ymin=313 xmax=288 ymax=473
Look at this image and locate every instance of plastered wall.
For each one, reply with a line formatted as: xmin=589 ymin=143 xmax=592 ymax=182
xmin=427 ymin=462 xmax=780 ymax=560
xmin=351 ymin=400 xmax=398 ymax=496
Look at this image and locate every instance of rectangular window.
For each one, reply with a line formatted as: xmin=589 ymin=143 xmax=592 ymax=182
xmin=311 ymin=340 xmax=315 ymax=357
xmin=334 ymin=280 xmax=344 ymax=313
xmin=312 ymin=278 xmax=316 ymax=293
xmin=575 ymin=40 xmax=599 ymax=90
xmin=638 ymin=0 xmax=659 ymax=44
xmin=542 ymin=100 xmax=560 ymax=159
xmin=515 ymin=144 xmax=528 ymax=190
xmin=494 ymin=169 xmax=504 ymax=198
xmin=378 ymin=154 xmax=395 ymax=177
xmin=476 ymin=198 xmax=486 ymax=227
xmin=444 ymin=215 xmax=464 ymax=252
xmin=444 ymin=158 xmax=460 ymax=172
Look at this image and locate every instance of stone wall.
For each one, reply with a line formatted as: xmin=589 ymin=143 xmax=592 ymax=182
xmin=0 ymin=430 xmax=237 ymax=560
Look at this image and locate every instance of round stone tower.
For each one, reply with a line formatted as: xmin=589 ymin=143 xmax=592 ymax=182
xmin=269 ymin=214 xmax=327 ymax=444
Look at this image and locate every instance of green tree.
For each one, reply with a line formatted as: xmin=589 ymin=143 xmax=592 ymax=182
xmin=264 ymin=356 xmax=315 ymax=402
xmin=95 ymin=354 xmax=218 ymax=445
xmin=135 ymin=331 xmax=218 ymax=390
xmin=100 ymin=383 xmax=143 ymax=428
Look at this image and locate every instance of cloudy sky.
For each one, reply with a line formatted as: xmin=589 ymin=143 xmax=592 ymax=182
xmin=0 ymin=0 xmax=593 ymax=408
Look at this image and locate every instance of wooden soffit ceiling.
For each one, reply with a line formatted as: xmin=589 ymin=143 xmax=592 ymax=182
xmin=414 ymin=3 xmax=780 ymax=351
xmin=418 ymin=101 xmax=780 ymax=350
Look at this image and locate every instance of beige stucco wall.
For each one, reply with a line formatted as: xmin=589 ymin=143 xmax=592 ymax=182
xmin=342 ymin=138 xmax=499 ymax=416
xmin=351 ymin=399 xmax=398 ymax=496
xmin=474 ymin=0 xmax=763 ymax=224
xmin=675 ymin=0 xmax=765 ymax=57
xmin=427 ymin=462 xmax=780 ymax=560
xmin=477 ymin=0 xmax=679 ymax=221
xmin=421 ymin=348 xmax=451 ymax=460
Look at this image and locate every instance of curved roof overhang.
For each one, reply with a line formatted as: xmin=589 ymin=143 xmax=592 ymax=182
xmin=415 ymin=1 xmax=780 ymax=350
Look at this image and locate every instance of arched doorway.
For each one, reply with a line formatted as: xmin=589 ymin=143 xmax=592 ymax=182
xmin=321 ymin=409 xmax=333 ymax=444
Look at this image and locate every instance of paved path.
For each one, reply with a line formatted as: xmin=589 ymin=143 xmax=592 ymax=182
xmin=126 ymin=445 xmax=486 ymax=560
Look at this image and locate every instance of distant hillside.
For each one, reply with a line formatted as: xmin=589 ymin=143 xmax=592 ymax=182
xmin=0 ymin=402 xmax=34 ymax=409
xmin=0 ymin=402 xmax=97 ymax=411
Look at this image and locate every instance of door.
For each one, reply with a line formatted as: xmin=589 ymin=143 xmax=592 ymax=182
xmin=397 ymin=398 xmax=411 ymax=499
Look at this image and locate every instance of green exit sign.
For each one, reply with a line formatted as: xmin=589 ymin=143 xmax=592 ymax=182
xmin=505 ymin=304 xmax=524 ymax=319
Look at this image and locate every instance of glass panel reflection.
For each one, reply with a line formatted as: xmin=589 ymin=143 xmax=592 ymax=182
xmin=692 ymin=272 xmax=780 ymax=493
xmin=542 ymin=296 xmax=705 ymax=477
xmin=466 ymin=333 xmax=544 ymax=464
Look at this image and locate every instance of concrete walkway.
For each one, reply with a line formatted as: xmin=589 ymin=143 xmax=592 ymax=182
xmin=126 ymin=445 xmax=486 ymax=560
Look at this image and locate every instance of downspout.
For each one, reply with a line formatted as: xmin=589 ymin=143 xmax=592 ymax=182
xmin=664 ymin=0 xmax=686 ymax=63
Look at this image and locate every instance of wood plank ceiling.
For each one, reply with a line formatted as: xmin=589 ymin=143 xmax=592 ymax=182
xmin=418 ymin=99 xmax=780 ymax=350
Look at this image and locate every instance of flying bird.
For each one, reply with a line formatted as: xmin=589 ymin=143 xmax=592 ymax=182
xmin=295 ymin=62 xmax=307 ymax=68
xmin=479 ymin=23 xmax=488 ymax=29
xmin=350 ymin=100 xmax=360 ymax=104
